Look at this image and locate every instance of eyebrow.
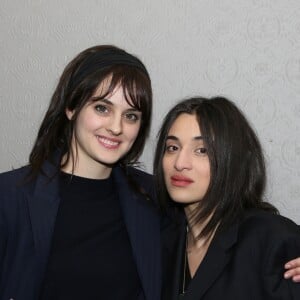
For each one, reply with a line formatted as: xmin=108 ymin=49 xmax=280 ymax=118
xmin=166 ymin=135 xmax=204 ymax=141
xmin=90 ymin=97 xmax=113 ymax=105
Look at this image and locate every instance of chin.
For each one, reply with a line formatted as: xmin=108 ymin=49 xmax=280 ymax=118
xmin=168 ymin=192 xmax=200 ymax=206
xmin=95 ymin=156 xmax=121 ymax=167
xmin=168 ymin=194 xmax=190 ymax=205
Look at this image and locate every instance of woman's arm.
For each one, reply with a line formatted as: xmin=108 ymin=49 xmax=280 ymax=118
xmin=262 ymin=219 xmax=300 ymax=299
xmin=0 ymin=202 xmax=7 ymax=286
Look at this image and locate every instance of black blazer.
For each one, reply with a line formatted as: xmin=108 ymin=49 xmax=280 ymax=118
xmin=162 ymin=210 xmax=300 ymax=299
xmin=0 ymin=158 xmax=161 ymax=300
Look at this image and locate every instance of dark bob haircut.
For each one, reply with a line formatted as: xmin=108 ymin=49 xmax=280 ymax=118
xmin=29 ymin=45 xmax=152 ymax=178
xmin=154 ymin=96 xmax=277 ymax=239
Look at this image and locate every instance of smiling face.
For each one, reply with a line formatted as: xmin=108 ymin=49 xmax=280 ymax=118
xmin=64 ymin=83 xmax=141 ymax=179
xmin=162 ymin=113 xmax=211 ymax=209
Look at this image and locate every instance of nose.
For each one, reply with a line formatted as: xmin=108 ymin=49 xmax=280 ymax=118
xmin=174 ymin=149 xmax=192 ymax=171
xmin=106 ymin=114 xmax=122 ymax=136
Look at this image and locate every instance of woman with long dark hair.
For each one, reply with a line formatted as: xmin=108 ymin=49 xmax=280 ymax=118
xmin=155 ymin=96 xmax=300 ymax=299
xmin=0 ymin=45 xmax=160 ymax=300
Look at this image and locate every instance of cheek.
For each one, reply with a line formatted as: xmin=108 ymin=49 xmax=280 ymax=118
xmin=196 ymin=161 xmax=210 ymax=184
xmin=162 ymin=157 xmax=168 ymax=174
xmin=203 ymin=165 xmax=211 ymax=186
xmin=126 ymin=123 xmax=141 ymax=141
xmin=133 ymin=125 xmax=141 ymax=139
xmin=76 ymin=112 xmax=99 ymax=131
xmin=162 ymin=157 xmax=172 ymax=181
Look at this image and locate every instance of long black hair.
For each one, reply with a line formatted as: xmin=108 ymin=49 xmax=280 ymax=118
xmin=29 ymin=45 xmax=152 ymax=178
xmin=154 ymin=96 xmax=278 ymax=239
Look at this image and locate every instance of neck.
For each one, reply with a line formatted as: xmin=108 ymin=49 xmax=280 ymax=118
xmin=61 ymin=154 xmax=112 ymax=180
xmin=184 ymin=204 xmax=214 ymax=249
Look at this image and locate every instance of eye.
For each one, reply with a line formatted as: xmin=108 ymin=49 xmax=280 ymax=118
xmin=94 ymin=104 xmax=109 ymax=114
xmin=195 ymin=147 xmax=207 ymax=155
xmin=165 ymin=145 xmax=179 ymax=153
xmin=124 ymin=112 xmax=140 ymax=123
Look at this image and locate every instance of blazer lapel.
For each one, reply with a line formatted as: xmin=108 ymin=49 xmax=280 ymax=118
xmin=161 ymin=217 xmax=187 ymax=300
xmin=184 ymin=223 xmax=238 ymax=300
xmin=113 ymin=166 xmax=161 ymax=300
xmin=26 ymin=159 xmax=61 ymax=275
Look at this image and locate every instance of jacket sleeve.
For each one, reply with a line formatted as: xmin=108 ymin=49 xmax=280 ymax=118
xmin=0 ymin=210 xmax=7 ymax=274
xmin=0 ymin=179 xmax=8 ymax=282
xmin=262 ymin=219 xmax=300 ymax=299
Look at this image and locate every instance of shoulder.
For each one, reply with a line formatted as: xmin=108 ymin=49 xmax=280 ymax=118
xmin=235 ymin=210 xmax=300 ymax=252
xmin=126 ymin=166 xmax=155 ymax=199
xmin=126 ymin=166 xmax=154 ymax=183
xmin=217 ymin=210 xmax=300 ymax=272
xmin=0 ymin=166 xmax=34 ymax=217
xmin=0 ymin=166 xmax=31 ymax=189
xmin=240 ymin=210 xmax=299 ymax=235
xmin=113 ymin=165 xmax=157 ymax=202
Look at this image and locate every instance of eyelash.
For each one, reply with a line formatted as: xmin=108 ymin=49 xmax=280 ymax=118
xmin=94 ymin=104 xmax=140 ymax=123
xmin=165 ymin=145 xmax=207 ymax=155
xmin=125 ymin=113 xmax=140 ymax=122
xmin=165 ymin=145 xmax=178 ymax=153
xmin=196 ymin=147 xmax=207 ymax=155
xmin=94 ymin=104 xmax=108 ymax=113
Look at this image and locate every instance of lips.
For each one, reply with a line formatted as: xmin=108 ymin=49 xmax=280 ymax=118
xmin=96 ymin=135 xmax=121 ymax=149
xmin=170 ymin=175 xmax=194 ymax=187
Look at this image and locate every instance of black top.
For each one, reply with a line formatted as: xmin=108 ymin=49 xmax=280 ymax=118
xmin=40 ymin=172 xmax=141 ymax=299
xmin=178 ymin=239 xmax=191 ymax=298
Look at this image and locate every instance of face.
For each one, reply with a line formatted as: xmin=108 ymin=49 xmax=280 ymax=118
xmin=162 ymin=113 xmax=210 ymax=208
xmin=65 ymin=83 xmax=141 ymax=178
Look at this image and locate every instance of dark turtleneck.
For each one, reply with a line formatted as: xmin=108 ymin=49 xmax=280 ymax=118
xmin=40 ymin=172 xmax=141 ymax=299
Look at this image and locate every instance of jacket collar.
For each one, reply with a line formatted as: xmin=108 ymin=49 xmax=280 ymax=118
xmin=27 ymin=155 xmax=62 ymax=273
xmin=163 ymin=215 xmax=238 ymax=300
xmin=112 ymin=166 xmax=161 ymax=300
xmin=184 ymin=223 xmax=238 ymax=299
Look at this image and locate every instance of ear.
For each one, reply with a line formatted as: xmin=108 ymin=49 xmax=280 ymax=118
xmin=65 ymin=108 xmax=74 ymax=120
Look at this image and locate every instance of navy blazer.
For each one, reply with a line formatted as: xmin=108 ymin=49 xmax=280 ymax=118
xmin=0 ymin=158 xmax=161 ymax=300
xmin=162 ymin=210 xmax=300 ymax=299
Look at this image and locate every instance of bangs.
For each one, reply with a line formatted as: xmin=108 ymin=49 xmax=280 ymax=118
xmin=94 ymin=65 xmax=151 ymax=112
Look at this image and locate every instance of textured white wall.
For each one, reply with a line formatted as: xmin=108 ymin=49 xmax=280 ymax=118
xmin=0 ymin=0 xmax=299 ymax=223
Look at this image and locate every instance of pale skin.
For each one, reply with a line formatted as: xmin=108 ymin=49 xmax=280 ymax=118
xmin=63 ymin=82 xmax=141 ymax=180
xmin=163 ymin=113 xmax=300 ymax=281
xmin=185 ymin=210 xmax=215 ymax=277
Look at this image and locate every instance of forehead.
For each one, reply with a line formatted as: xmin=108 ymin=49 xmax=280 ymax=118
xmin=92 ymin=78 xmax=135 ymax=108
xmin=92 ymin=79 xmax=129 ymax=106
xmin=168 ymin=113 xmax=201 ymax=136
xmin=93 ymin=75 xmax=120 ymax=96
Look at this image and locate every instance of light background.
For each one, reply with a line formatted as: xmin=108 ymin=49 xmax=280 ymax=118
xmin=0 ymin=0 xmax=299 ymax=223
